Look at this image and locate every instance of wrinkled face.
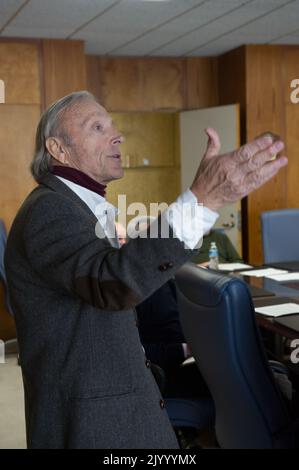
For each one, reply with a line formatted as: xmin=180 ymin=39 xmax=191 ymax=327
xmin=59 ymin=99 xmax=124 ymax=184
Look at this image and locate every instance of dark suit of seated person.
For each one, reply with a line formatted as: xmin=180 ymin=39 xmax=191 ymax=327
xmin=191 ymin=229 xmax=242 ymax=265
xmin=136 ymin=278 xmax=210 ymax=399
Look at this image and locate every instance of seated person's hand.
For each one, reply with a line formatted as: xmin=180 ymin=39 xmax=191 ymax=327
xmin=197 ymin=261 xmax=209 ymax=268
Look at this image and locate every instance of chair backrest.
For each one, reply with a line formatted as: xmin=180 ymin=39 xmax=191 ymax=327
xmin=261 ymin=209 xmax=299 ymax=263
xmin=175 ymin=263 xmax=293 ymax=449
xmin=0 ymin=219 xmax=7 ymax=283
xmin=0 ymin=219 xmax=12 ymax=314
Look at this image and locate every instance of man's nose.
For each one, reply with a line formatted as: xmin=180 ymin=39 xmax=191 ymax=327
xmin=111 ymin=129 xmax=124 ymax=145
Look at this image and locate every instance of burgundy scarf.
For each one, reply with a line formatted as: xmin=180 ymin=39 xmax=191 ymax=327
xmin=51 ymin=166 xmax=106 ymax=197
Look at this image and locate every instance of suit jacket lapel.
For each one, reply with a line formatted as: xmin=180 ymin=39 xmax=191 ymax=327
xmin=39 ymin=173 xmax=119 ymax=248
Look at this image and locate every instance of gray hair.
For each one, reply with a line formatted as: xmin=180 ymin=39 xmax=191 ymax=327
xmin=31 ymin=90 xmax=96 ymax=182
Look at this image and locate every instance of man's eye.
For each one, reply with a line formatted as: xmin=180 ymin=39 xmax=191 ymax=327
xmin=95 ymin=124 xmax=103 ymax=131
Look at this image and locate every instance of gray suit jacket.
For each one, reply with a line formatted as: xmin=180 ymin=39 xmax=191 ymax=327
xmin=5 ymin=174 xmax=193 ymax=449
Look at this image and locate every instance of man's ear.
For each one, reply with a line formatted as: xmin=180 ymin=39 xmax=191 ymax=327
xmin=46 ymin=137 xmax=68 ymax=165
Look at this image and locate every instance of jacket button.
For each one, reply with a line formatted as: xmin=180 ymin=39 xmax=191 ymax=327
xmin=145 ymin=359 xmax=151 ymax=368
xmin=160 ymin=399 xmax=165 ymax=409
xmin=158 ymin=264 xmax=167 ymax=271
xmin=158 ymin=262 xmax=174 ymax=271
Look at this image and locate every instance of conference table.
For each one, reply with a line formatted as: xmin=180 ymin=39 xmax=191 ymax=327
xmin=226 ymin=264 xmax=299 ymax=364
xmin=230 ymin=267 xmax=299 ymax=340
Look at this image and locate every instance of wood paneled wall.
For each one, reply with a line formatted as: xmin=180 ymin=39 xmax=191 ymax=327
xmin=42 ymin=39 xmax=86 ymax=107
xmin=0 ymin=40 xmax=41 ymax=339
xmin=283 ymin=47 xmax=299 ymax=209
xmin=0 ymin=38 xmax=86 ymax=340
xmin=219 ymin=45 xmax=299 ymax=264
xmin=86 ymin=55 xmax=218 ymax=111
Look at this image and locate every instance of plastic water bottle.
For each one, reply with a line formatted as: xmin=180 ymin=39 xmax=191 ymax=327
xmin=209 ymin=242 xmax=219 ymax=270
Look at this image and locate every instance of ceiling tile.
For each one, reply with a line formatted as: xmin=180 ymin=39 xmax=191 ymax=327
xmin=0 ymin=0 xmax=24 ymax=31
xmin=152 ymin=0 xmax=294 ymax=56
xmin=1 ymin=0 xmax=299 ymax=57
xmin=187 ymin=0 xmax=299 ymax=55
xmin=2 ymin=0 xmax=118 ymax=38
xmin=112 ymin=0 xmax=247 ymax=55
xmin=73 ymin=0 xmax=202 ymax=53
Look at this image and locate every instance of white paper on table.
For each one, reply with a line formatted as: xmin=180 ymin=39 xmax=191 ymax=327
xmin=266 ymin=272 xmax=299 ymax=282
xmin=218 ymin=263 xmax=253 ymax=271
xmin=240 ymin=268 xmax=288 ymax=277
xmin=255 ymin=303 xmax=299 ymax=317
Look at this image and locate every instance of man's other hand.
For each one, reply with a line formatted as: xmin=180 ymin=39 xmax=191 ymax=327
xmin=190 ymin=128 xmax=288 ymax=211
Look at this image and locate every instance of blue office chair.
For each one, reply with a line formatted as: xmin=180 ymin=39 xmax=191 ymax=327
xmin=148 ymin=359 xmax=215 ymax=447
xmin=165 ymin=396 xmax=214 ymax=430
xmin=261 ymin=209 xmax=299 ymax=264
xmin=0 ymin=219 xmax=12 ymax=314
xmin=175 ymin=263 xmax=296 ymax=449
xmin=0 ymin=219 xmax=18 ymax=354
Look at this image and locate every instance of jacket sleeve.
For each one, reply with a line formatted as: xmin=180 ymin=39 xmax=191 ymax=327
xmin=23 ymin=192 xmax=194 ymax=312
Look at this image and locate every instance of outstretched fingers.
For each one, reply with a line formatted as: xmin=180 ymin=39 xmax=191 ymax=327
xmin=244 ymin=155 xmax=288 ymax=195
xmin=242 ymin=140 xmax=285 ymax=172
xmin=204 ymin=127 xmax=221 ymax=159
xmin=237 ymin=135 xmax=280 ymax=163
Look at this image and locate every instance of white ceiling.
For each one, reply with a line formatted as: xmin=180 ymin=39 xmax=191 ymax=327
xmin=0 ymin=0 xmax=299 ymax=57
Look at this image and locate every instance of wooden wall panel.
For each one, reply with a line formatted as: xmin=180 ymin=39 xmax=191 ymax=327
xmin=0 ymin=105 xmax=40 ymax=230
xmin=88 ymin=57 xmax=185 ymax=111
xmin=218 ymin=47 xmax=248 ymax=259
xmin=85 ymin=55 xmax=102 ymax=102
xmin=112 ymin=112 xmax=176 ymax=167
xmin=218 ymin=47 xmax=246 ymax=141
xmin=218 ymin=45 xmax=299 ymax=264
xmin=86 ymin=55 xmax=219 ymax=111
xmin=185 ymin=57 xmax=218 ymax=109
xmin=0 ymin=41 xmax=40 ymax=104
xmin=42 ymin=39 xmax=86 ymax=107
xmin=245 ymin=46 xmax=287 ymax=264
xmin=283 ymin=47 xmax=299 ymax=209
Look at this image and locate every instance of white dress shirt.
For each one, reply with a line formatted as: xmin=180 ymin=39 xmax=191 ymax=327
xmin=55 ymin=176 xmax=218 ymax=249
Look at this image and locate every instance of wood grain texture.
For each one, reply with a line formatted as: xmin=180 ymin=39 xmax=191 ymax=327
xmin=185 ymin=57 xmax=218 ymax=109
xmin=42 ymin=39 xmax=86 ymax=107
xmin=87 ymin=57 xmax=185 ymax=111
xmin=246 ymin=45 xmax=287 ymax=264
xmin=111 ymin=112 xmax=176 ymax=167
xmin=0 ymin=41 xmax=41 ymax=104
xmin=218 ymin=45 xmax=296 ymax=265
xmin=283 ymin=46 xmax=299 ymax=209
xmin=218 ymin=47 xmax=246 ymax=141
xmin=86 ymin=55 xmax=219 ymax=111
xmin=0 ymin=105 xmax=40 ymax=231
xmin=85 ymin=55 xmax=102 ymax=101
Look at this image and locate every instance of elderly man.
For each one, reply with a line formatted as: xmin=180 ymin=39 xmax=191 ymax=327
xmin=5 ymin=91 xmax=286 ymax=449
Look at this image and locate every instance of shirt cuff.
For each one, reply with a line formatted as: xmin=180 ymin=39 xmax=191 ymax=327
xmin=164 ymin=189 xmax=219 ymax=249
xmin=182 ymin=343 xmax=189 ymax=359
